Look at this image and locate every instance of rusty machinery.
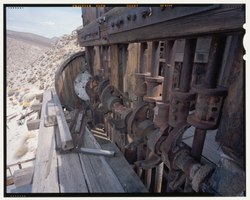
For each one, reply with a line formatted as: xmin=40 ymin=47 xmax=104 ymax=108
xmin=76 ymin=5 xmax=245 ymax=195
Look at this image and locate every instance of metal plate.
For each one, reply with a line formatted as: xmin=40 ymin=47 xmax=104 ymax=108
xmin=74 ymin=71 xmax=92 ymax=101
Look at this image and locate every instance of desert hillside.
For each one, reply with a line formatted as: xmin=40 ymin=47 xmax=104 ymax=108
xmin=7 ymin=30 xmax=84 ymax=92
xmin=6 ymin=30 xmax=84 ymax=168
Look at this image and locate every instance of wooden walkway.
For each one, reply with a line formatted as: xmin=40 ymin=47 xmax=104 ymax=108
xmin=32 ymin=89 xmax=147 ymax=193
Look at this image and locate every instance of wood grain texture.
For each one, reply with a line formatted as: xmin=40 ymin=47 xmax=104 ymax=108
xmin=32 ymin=89 xmax=59 ymax=192
xmin=57 ymin=153 xmax=88 ymax=193
xmin=110 ymin=45 xmax=119 ymax=89
xmin=78 ymin=127 xmax=125 ymax=192
xmin=52 ymin=89 xmax=74 ymax=151
xmin=101 ymin=142 xmax=148 ymax=192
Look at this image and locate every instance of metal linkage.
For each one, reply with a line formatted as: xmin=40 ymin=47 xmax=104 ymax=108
xmin=143 ymin=41 xmax=164 ymax=104
xmin=168 ymin=39 xmax=197 ymax=127
xmin=187 ymin=36 xmax=228 ymax=161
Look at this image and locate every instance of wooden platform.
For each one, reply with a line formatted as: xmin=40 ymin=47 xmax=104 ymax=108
xmin=32 ymin=89 xmax=147 ymax=193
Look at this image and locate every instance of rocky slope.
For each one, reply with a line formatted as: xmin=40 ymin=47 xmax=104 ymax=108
xmin=6 ymin=30 xmax=84 ymax=167
xmin=7 ymin=32 xmax=84 ymax=93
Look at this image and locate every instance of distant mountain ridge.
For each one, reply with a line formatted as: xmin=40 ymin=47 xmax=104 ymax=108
xmin=7 ymin=30 xmax=57 ymax=48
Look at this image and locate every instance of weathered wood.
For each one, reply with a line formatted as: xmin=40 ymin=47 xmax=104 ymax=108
xmin=118 ymin=44 xmax=128 ymax=92
xmin=78 ymin=6 xmax=244 ymax=46
xmin=26 ymin=119 xmax=40 ymax=131
xmin=85 ymin=46 xmax=95 ymax=76
xmin=110 ymin=45 xmax=119 ymax=89
xmin=78 ymin=127 xmax=124 ymax=192
xmin=93 ymin=46 xmax=101 ymax=76
xmin=54 ymin=51 xmax=86 ymax=110
xmin=55 ymin=126 xmax=62 ymax=151
xmin=7 ymin=176 xmax=14 ymax=186
xmin=56 ymin=114 xmax=74 ymax=150
xmin=35 ymin=93 xmax=43 ymax=102
xmin=75 ymin=110 xmax=84 ymax=133
xmin=13 ymin=166 xmax=34 ymax=187
xmin=30 ymin=102 xmax=42 ymax=112
xmin=44 ymin=100 xmax=57 ymax=127
xmin=32 ymin=89 xmax=59 ymax=192
xmin=57 ymin=153 xmax=88 ymax=193
xmin=101 ymin=142 xmax=148 ymax=192
xmin=52 ymin=89 xmax=74 ymax=151
xmin=124 ymin=43 xmax=139 ymax=101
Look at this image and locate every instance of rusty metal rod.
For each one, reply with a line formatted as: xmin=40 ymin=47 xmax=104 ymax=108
xmin=190 ymin=129 xmax=206 ymax=161
xmin=191 ymin=36 xmax=226 ymax=161
xmin=179 ymin=39 xmax=197 ymax=92
xmin=204 ymin=36 xmax=227 ymax=89
xmin=162 ymin=40 xmax=176 ymax=103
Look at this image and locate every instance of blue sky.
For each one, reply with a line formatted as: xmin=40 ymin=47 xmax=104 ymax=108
xmin=6 ymin=7 xmax=82 ymax=38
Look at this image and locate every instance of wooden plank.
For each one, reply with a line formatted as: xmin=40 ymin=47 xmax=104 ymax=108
xmin=52 ymin=89 xmax=74 ymax=151
xmin=118 ymin=44 xmax=128 ymax=92
xmin=32 ymin=89 xmax=59 ymax=192
xmin=125 ymin=43 xmax=140 ymax=101
xmin=93 ymin=46 xmax=101 ymax=76
xmin=13 ymin=166 xmax=34 ymax=187
xmin=110 ymin=45 xmax=119 ymax=89
xmin=101 ymin=142 xmax=148 ymax=192
xmin=57 ymin=153 xmax=88 ymax=193
xmin=85 ymin=46 xmax=95 ymax=75
xmin=79 ymin=6 xmax=244 ymax=46
xmin=61 ymin=70 xmax=69 ymax=106
xmin=7 ymin=176 xmax=14 ymax=186
xmin=26 ymin=119 xmax=40 ymax=131
xmin=44 ymin=100 xmax=57 ymax=127
xmin=75 ymin=110 xmax=84 ymax=133
xmin=30 ymin=102 xmax=42 ymax=112
xmin=78 ymin=127 xmax=125 ymax=192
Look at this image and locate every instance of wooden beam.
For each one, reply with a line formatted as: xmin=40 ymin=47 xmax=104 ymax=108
xmin=110 ymin=45 xmax=119 ymax=89
xmin=52 ymin=89 xmax=74 ymax=151
xmin=57 ymin=152 xmax=88 ymax=192
xmin=78 ymin=127 xmax=125 ymax=192
xmin=13 ymin=166 xmax=34 ymax=187
xmin=32 ymin=89 xmax=59 ymax=192
xmin=78 ymin=6 xmax=244 ymax=46
xmin=101 ymin=142 xmax=148 ymax=192
xmin=26 ymin=119 xmax=40 ymax=131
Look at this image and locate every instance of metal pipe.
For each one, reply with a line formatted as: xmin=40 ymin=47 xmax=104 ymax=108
xmin=179 ymin=39 xmax=197 ymax=92
xmin=190 ymin=129 xmax=207 ymax=161
xmin=204 ymin=36 xmax=227 ymax=89
xmin=191 ymin=36 xmax=226 ymax=161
